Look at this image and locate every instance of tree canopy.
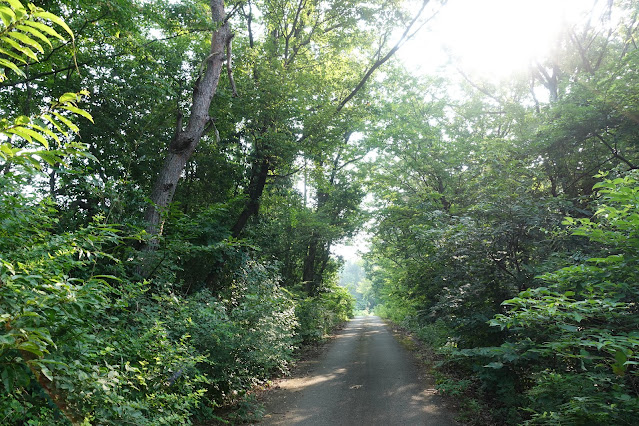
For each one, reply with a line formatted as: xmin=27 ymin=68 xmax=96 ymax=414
xmin=1 ymin=0 xmax=638 ymax=424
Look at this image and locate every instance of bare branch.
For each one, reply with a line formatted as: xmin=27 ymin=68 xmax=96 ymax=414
xmin=226 ymin=34 xmax=238 ymax=97
xmin=592 ymin=132 xmax=637 ymax=169
xmin=337 ymin=0 xmax=435 ymax=112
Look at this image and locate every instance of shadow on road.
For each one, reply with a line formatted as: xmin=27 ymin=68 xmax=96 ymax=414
xmin=259 ymin=316 xmax=457 ymax=425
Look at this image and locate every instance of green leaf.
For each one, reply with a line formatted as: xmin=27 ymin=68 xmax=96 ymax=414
xmin=615 ymin=349 xmax=628 ymax=364
xmin=0 ymin=334 xmax=16 ymax=346
xmin=0 ymin=6 xmax=16 ymax=27
xmin=15 ymin=24 xmax=51 ymax=47
xmin=23 ymin=20 xmax=64 ymax=42
xmin=0 ymin=142 xmax=20 ymax=158
xmin=17 ymin=341 xmax=44 ymax=357
xmin=0 ymin=46 xmax=27 ymax=63
xmin=5 ymin=126 xmax=32 ymax=142
xmin=1 ymin=35 xmax=37 ymax=60
xmin=28 ymin=122 xmax=59 ymax=143
xmin=558 ymin=324 xmax=578 ymax=332
xmin=92 ymin=274 xmax=122 ymax=282
xmin=9 ymin=126 xmax=48 ymax=148
xmin=484 ymin=361 xmax=504 ymax=369
xmin=32 ymin=11 xmax=73 ymax=39
xmin=61 ymin=104 xmax=93 ymax=123
xmin=58 ymin=92 xmax=79 ymax=103
xmin=14 ymin=115 xmax=29 ymax=125
xmin=0 ymin=57 xmax=24 ymax=77
xmin=52 ymin=111 xmax=79 ymax=133
xmin=2 ymin=0 xmax=24 ymax=11
xmin=42 ymin=113 xmax=67 ymax=136
xmin=39 ymin=365 xmax=53 ymax=381
xmin=9 ymin=31 xmax=43 ymax=53
xmin=35 ymin=149 xmax=61 ymax=165
xmin=1 ymin=34 xmax=26 ymax=53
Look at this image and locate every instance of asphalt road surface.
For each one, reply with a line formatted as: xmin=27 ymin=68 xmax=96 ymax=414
xmin=259 ymin=316 xmax=458 ymax=425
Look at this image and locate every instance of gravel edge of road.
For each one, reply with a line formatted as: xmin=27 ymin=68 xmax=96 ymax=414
xmin=381 ymin=320 xmax=463 ymax=420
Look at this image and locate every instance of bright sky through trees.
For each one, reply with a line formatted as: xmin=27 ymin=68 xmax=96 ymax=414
xmin=401 ymin=0 xmax=597 ymax=78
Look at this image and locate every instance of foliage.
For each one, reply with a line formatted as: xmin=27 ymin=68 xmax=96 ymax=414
xmin=0 ymin=192 xmax=209 ymax=424
xmin=476 ymin=171 xmax=639 ymax=424
xmin=0 ymin=202 xmax=302 ymax=424
xmin=0 ymin=0 xmax=93 ymax=171
xmin=0 ymin=0 xmax=72 ymax=82
xmin=193 ymin=260 xmax=298 ymax=398
xmin=365 ymin=3 xmax=639 ymax=423
xmin=0 ymin=2 xmax=318 ymax=424
xmin=431 ymin=171 xmax=638 ymax=425
xmin=296 ymin=284 xmax=355 ymax=343
xmin=5 ymin=0 xmax=639 ymax=424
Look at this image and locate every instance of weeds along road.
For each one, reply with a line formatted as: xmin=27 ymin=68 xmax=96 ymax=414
xmin=259 ymin=316 xmax=458 ymax=425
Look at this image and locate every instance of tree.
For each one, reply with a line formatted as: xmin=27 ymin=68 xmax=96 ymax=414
xmin=301 ymin=148 xmax=367 ymax=294
xmin=227 ymin=0 xmax=441 ymax=239
xmin=143 ymin=0 xmax=232 ymax=246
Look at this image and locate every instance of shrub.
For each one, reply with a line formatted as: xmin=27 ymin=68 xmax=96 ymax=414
xmin=296 ymin=284 xmax=354 ymax=343
xmin=452 ymin=171 xmax=639 ymax=424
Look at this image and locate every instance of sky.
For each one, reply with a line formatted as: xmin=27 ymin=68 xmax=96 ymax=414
xmin=331 ymin=0 xmax=601 ymax=261
xmin=400 ymin=0 xmax=598 ymax=79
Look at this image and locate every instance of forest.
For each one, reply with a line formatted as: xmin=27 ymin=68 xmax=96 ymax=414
xmin=0 ymin=0 xmax=638 ymax=424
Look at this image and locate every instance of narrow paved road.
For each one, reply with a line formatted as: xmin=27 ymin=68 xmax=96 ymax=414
xmin=260 ymin=316 xmax=458 ymax=425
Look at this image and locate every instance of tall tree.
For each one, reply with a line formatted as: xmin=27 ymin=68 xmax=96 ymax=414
xmin=229 ymin=0 xmax=440 ymax=238
xmin=143 ymin=0 xmax=233 ymax=244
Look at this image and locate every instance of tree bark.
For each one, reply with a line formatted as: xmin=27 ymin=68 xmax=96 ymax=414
xmin=303 ymin=232 xmax=319 ymax=294
xmin=231 ymin=155 xmax=270 ymax=238
xmin=143 ymin=0 xmax=231 ymax=246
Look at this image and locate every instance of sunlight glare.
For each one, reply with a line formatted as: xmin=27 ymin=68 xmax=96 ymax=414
xmin=403 ymin=0 xmax=595 ymax=79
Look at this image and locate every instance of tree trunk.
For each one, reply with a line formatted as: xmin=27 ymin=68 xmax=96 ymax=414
xmin=303 ymin=182 xmax=330 ymax=295
xmin=303 ymin=232 xmax=319 ymax=294
xmin=231 ymin=155 xmax=270 ymax=238
xmin=142 ymin=0 xmax=231 ymax=253
xmin=317 ymin=241 xmax=331 ymax=281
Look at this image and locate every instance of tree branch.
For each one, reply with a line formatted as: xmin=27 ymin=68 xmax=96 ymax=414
xmin=592 ymin=132 xmax=637 ymax=169
xmin=456 ymin=67 xmax=502 ymax=104
xmin=337 ymin=0 xmax=434 ymax=112
xmin=226 ymin=34 xmax=238 ymax=97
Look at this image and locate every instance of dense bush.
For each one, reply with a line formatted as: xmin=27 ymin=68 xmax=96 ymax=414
xmin=451 ymin=171 xmax=639 ymax=424
xmin=0 ymin=5 xmax=350 ymax=423
xmin=0 ymin=214 xmax=306 ymax=424
xmin=180 ymin=261 xmax=298 ymax=402
xmin=0 ymin=195 xmax=208 ymax=423
xmin=296 ymin=284 xmax=355 ymax=343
